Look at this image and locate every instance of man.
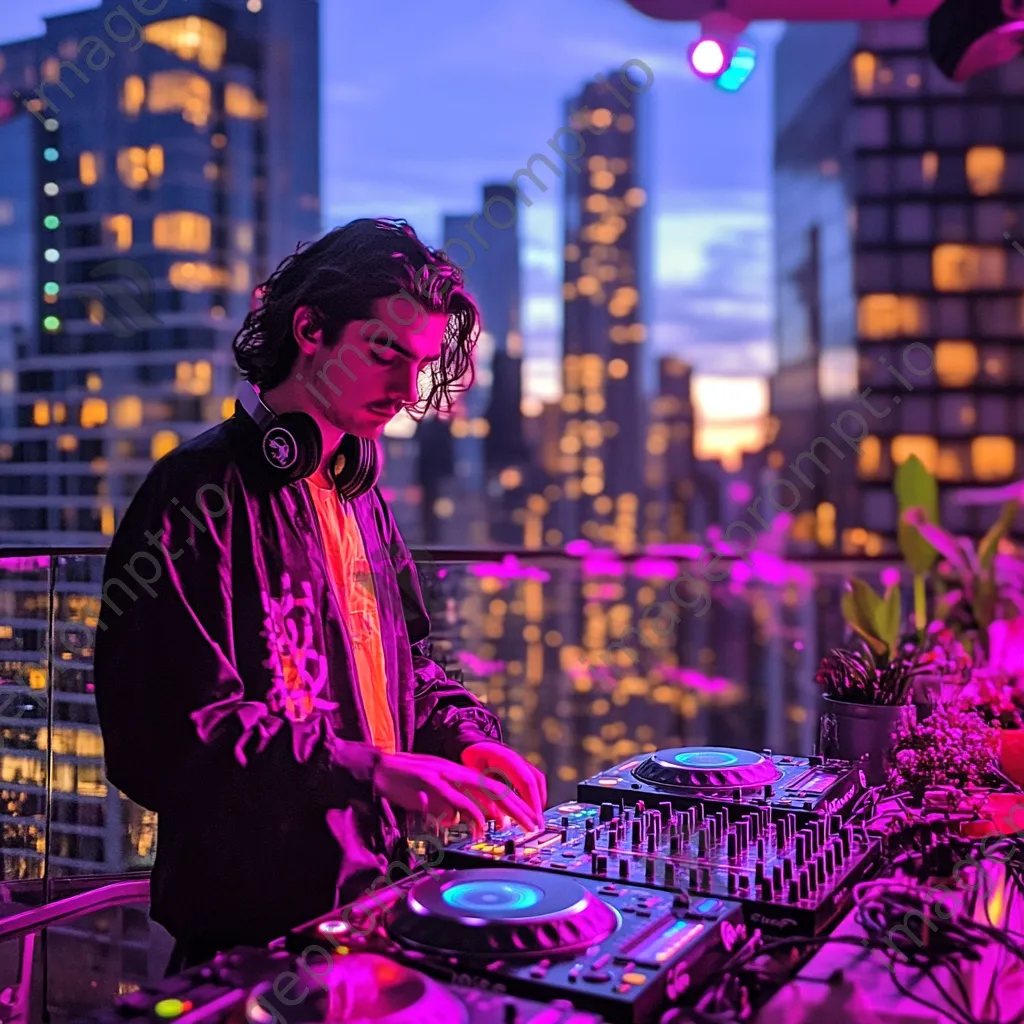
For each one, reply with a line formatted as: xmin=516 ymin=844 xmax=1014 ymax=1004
xmin=94 ymin=219 xmax=546 ymax=970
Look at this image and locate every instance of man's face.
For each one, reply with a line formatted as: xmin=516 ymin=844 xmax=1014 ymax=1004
xmin=306 ymin=295 xmax=449 ymax=439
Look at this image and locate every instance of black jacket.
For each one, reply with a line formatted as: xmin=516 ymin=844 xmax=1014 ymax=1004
xmin=93 ymin=412 xmax=501 ymax=946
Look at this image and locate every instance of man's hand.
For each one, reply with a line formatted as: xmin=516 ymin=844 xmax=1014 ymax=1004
xmin=372 ymin=751 xmax=543 ymax=839
xmin=460 ymin=741 xmax=547 ymax=830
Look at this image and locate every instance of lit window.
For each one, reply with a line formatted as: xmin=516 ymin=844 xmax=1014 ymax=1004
xmin=86 ymin=373 xmax=101 ymax=391
xmin=971 ymin=437 xmax=1016 ymax=480
xmin=590 ymin=170 xmax=614 ymax=191
xmin=143 ymin=17 xmax=226 ymax=71
xmin=858 ymin=436 xmax=882 ymax=477
xmin=147 ymin=70 xmax=212 ymax=127
xmin=966 ymin=147 xmax=1004 ymax=196
xmin=608 ymin=358 xmax=628 ymax=379
xmin=117 ymin=147 xmax=156 ymax=189
xmin=80 ymin=397 xmax=108 ymax=428
xmin=153 ymin=212 xmax=212 ymax=253
xmin=852 ymin=52 xmax=877 ymax=94
xmin=113 ymin=396 xmax=143 ymax=429
xmin=891 ymin=435 xmax=938 ymax=474
xmin=148 ymin=145 xmax=164 ymax=176
xmin=224 ymin=82 xmax=266 ymax=120
xmin=175 ymin=360 xmax=212 ymax=396
xmin=79 ymin=151 xmax=98 ymax=186
xmin=87 ymin=301 xmax=104 ymax=325
xmin=103 ymin=214 xmax=133 ymax=251
xmin=934 ymin=341 xmax=978 ymax=387
xmin=936 ymin=446 xmax=964 ymax=481
xmin=151 ymin=430 xmax=180 ymax=460
xmin=608 ymin=287 xmax=639 ymax=319
xmin=933 ymin=245 xmax=1006 ymax=291
xmin=858 ymin=294 xmax=926 ymax=339
xmin=624 ymin=187 xmax=646 ymax=208
xmin=32 ymin=400 xmax=50 ymax=426
xmin=101 ymin=506 xmax=115 ymax=536
xmin=122 ymin=75 xmax=145 ymax=116
xmin=922 ymin=151 xmax=939 ymax=187
xmin=169 ymin=261 xmax=231 ymax=292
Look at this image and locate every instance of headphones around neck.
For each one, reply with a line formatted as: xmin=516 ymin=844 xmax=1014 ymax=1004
xmin=235 ymin=381 xmax=381 ymax=500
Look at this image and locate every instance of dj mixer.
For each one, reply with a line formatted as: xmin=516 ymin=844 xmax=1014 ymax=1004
xmin=289 ymin=867 xmax=746 ymax=1024
xmin=76 ymin=946 xmax=607 ymax=1024
xmin=441 ymin=797 xmax=878 ymax=936
xmin=443 ymin=747 xmax=879 ymax=936
xmin=578 ymin=747 xmax=867 ymax=826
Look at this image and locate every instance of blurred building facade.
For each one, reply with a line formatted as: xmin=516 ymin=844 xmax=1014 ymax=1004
xmin=0 ymin=0 xmax=320 ymax=544
xmin=772 ymin=20 xmax=1024 ymax=553
xmin=549 ymin=69 xmax=651 ymax=551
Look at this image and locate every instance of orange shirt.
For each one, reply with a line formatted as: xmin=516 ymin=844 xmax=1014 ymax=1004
xmin=305 ymin=482 xmax=397 ymax=754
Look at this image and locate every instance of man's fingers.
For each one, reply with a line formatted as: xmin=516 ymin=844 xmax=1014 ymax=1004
xmin=492 ymin=788 xmax=544 ymax=832
xmin=494 ymin=758 xmax=545 ymax=823
xmin=433 ymin=780 xmax=487 ymax=838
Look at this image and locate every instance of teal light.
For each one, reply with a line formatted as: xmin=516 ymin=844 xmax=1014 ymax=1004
xmin=43 ymin=316 xmax=61 ymax=332
xmin=716 ymin=45 xmax=756 ymax=93
xmin=43 ymin=282 xmax=59 ymax=296
xmin=43 ymin=147 xmax=59 ymax=162
xmin=44 ymin=215 xmax=60 ymax=230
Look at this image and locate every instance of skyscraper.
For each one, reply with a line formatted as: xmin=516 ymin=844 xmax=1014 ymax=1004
xmin=772 ymin=20 xmax=1024 ymax=552
xmin=0 ymin=0 xmax=320 ymax=544
xmin=415 ymin=184 xmax=526 ymax=546
xmin=555 ymin=69 xmax=650 ymax=551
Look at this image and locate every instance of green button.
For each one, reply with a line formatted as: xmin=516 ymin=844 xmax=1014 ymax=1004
xmin=155 ymin=999 xmax=186 ymax=1018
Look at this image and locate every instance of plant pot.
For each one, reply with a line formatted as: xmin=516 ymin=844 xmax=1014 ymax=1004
xmin=910 ymin=671 xmax=944 ymax=722
xmin=1001 ymin=729 xmax=1024 ymax=788
xmin=819 ymin=696 xmax=916 ymax=786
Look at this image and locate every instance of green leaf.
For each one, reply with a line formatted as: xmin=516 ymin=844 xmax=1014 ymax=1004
xmin=978 ymin=500 xmax=1018 ymax=571
xmin=880 ymin=584 xmax=903 ymax=656
xmin=894 ymin=456 xmax=939 ymax=573
xmin=841 ymin=580 xmax=888 ymax=658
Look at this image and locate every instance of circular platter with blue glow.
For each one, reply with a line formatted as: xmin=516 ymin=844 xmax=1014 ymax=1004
xmin=633 ymin=746 xmax=782 ymax=792
xmin=386 ymin=868 xmax=619 ymax=960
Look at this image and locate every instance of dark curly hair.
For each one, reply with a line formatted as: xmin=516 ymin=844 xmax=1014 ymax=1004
xmin=232 ymin=218 xmax=479 ymax=417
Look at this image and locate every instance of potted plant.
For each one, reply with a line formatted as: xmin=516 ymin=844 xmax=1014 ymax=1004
xmin=901 ymin=498 xmax=1022 ymax=660
xmin=963 ymin=616 xmax=1024 ymax=786
xmin=888 ymin=701 xmax=1000 ymax=804
xmin=816 ymin=579 xmax=923 ymax=784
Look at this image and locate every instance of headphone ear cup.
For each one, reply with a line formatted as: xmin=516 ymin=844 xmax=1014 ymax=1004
xmin=259 ymin=411 xmax=321 ymax=482
xmin=331 ymin=434 xmax=381 ymax=500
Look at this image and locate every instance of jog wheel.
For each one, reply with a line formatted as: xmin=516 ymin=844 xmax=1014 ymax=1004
xmin=386 ymin=868 xmax=618 ymax=960
xmin=633 ymin=747 xmax=783 ymax=791
xmin=243 ymin=952 xmax=469 ymax=1024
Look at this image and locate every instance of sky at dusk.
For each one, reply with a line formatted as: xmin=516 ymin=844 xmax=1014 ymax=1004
xmin=2 ymin=1 xmax=784 ymax=418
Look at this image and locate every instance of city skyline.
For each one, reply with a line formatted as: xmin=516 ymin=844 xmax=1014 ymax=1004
xmin=0 ymin=0 xmax=784 ymax=467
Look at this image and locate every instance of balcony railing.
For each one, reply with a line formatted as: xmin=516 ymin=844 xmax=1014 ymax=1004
xmin=0 ymin=543 xmax=903 ymax=1020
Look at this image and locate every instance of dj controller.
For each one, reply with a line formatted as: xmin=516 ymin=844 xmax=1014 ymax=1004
xmin=78 ymin=748 xmax=881 ymax=1024
xmin=289 ymin=867 xmax=744 ymax=1023
xmin=444 ymin=747 xmax=879 ymax=936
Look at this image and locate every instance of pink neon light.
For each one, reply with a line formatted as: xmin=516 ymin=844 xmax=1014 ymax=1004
xmin=691 ymin=39 xmax=726 ymax=76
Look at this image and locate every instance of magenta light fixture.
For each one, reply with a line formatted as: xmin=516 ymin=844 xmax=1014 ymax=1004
xmin=689 ymin=38 xmax=728 ymax=77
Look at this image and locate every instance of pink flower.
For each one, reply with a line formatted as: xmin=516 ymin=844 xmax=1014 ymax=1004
xmin=987 ymin=617 xmax=1024 ymax=679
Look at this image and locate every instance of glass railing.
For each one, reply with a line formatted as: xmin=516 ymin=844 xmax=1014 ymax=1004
xmin=0 ymin=544 xmax=904 ymax=1019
